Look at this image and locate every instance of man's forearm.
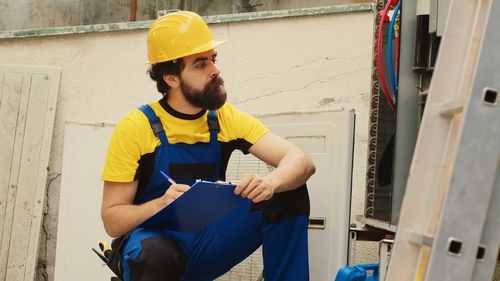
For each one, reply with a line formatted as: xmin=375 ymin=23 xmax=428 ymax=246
xmin=265 ymin=151 xmax=316 ymax=193
xmin=102 ymin=197 xmax=167 ymax=237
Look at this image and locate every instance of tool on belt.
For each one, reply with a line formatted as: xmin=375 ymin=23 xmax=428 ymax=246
xmin=92 ymin=237 xmax=126 ymax=280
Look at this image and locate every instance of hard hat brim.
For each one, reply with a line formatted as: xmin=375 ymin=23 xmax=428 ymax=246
xmin=148 ymin=39 xmax=228 ymax=64
xmin=188 ymin=39 xmax=228 ymax=58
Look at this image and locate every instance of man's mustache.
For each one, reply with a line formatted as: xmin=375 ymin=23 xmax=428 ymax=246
xmin=209 ymin=76 xmax=224 ymax=86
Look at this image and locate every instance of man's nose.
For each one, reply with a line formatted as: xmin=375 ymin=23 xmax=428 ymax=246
xmin=209 ymin=62 xmax=220 ymax=78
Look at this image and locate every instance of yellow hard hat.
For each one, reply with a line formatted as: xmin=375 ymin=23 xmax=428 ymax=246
xmin=147 ymin=11 xmax=227 ymax=64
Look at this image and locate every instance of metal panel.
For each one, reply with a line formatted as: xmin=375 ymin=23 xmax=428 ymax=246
xmin=429 ymin=0 xmax=438 ymax=33
xmin=436 ymin=0 xmax=451 ymax=36
xmin=416 ymin=0 xmax=431 ymax=15
xmin=391 ymin=0 xmax=420 ymax=225
xmin=430 ymin=0 xmax=451 ymax=36
xmin=0 ymin=64 xmax=60 ymax=281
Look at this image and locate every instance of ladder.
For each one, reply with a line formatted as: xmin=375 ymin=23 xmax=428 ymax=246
xmin=385 ymin=0 xmax=500 ymax=280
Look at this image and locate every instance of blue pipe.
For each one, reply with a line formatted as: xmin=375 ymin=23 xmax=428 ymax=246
xmin=388 ymin=0 xmax=401 ymax=102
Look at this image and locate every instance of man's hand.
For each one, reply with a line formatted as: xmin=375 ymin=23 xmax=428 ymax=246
xmin=234 ymin=174 xmax=274 ymax=203
xmin=160 ymin=184 xmax=190 ymax=205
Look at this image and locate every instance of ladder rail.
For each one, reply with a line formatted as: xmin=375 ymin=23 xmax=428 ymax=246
xmin=385 ymin=0 xmax=500 ymax=279
xmin=472 ymin=161 xmax=500 ymax=281
xmin=385 ymin=0 xmax=480 ymax=277
xmin=425 ymin=0 xmax=500 ymax=279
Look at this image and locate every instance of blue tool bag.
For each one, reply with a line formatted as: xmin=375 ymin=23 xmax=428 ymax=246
xmin=334 ymin=263 xmax=379 ymax=281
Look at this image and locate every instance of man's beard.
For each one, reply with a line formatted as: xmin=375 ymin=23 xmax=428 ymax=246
xmin=180 ymin=76 xmax=227 ymax=110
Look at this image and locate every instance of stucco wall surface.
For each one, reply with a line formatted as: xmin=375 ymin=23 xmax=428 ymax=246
xmin=0 ymin=11 xmax=373 ymax=280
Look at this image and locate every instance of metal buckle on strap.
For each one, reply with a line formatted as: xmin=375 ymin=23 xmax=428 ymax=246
xmin=151 ymin=121 xmax=164 ymax=136
xmin=208 ymin=118 xmax=219 ymax=131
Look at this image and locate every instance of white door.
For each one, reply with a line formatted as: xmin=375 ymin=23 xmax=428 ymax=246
xmin=54 ymin=123 xmax=115 ymax=281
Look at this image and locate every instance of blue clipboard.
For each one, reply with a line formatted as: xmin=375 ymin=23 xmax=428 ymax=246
xmin=140 ymin=181 xmax=247 ymax=232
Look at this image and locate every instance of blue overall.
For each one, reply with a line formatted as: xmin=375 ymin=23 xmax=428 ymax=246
xmin=119 ymin=104 xmax=310 ymax=281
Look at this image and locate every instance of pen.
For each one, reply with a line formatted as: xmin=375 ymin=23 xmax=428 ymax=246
xmin=160 ymin=171 xmax=176 ymax=185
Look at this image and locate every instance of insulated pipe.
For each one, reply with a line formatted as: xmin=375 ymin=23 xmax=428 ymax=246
xmin=377 ymin=0 xmax=397 ymax=111
xmin=388 ymin=0 xmax=401 ymax=99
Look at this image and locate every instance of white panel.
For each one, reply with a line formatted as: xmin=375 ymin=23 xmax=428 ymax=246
xmin=224 ymin=109 xmax=355 ymax=281
xmin=54 ymin=123 xmax=114 ymax=281
xmin=0 ymin=64 xmax=60 ymax=281
xmin=0 ymin=73 xmax=24 ymax=262
xmin=417 ymin=0 xmax=431 ymax=15
xmin=0 ymin=72 xmax=24 ymax=281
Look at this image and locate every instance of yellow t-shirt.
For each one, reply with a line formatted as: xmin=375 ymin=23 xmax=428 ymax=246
xmin=102 ymin=101 xmax=269 ymax=183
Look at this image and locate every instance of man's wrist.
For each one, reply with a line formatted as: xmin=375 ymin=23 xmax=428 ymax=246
xmin=153 ymin=197 xmax=171 ymax=213
xmin=264 ymin=174 xmax=279 ymax=194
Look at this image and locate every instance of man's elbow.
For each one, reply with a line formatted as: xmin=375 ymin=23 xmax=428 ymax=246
xmin=101 ymin=210 xmax=119 ymax=238
xmin=306 ymin=156 xmax=316 ymax=177
xmin=103 ymin=223 xmax=122 ymax=238
xmin=308 ymin=160 xmax=316 ymax=177
xmin=102 ymin=223 xmax=116 ymax=238
xmin=299 ymin=151 xmax=316 ymax=178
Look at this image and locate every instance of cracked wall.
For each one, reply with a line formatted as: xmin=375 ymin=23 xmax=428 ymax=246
xmin=0 ymin=11 xmax=373 ymax=280
xmin=36 ymin=173 xmax=60 ymax=281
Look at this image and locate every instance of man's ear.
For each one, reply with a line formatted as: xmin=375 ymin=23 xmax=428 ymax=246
xmin=163 ymin=74 xmax=179 ymax=88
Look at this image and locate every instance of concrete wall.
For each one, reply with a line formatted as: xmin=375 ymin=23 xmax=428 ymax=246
xmin=0 ymin=0 xmax=367 ymax=30
xmin=0 ymin=9 xmax=374 ymax=280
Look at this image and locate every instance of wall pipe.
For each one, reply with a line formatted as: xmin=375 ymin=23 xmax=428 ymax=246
xmin=130 ymin=0 xmax=137 ymax=21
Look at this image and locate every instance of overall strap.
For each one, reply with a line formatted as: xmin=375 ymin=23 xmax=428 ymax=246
xmin=138 ymin=105 xmax=169 ymax=145
xmin=207 ymin=110 xmax=219 ymax=141
xmin=207 ymin=110 xmax=221 ymax=178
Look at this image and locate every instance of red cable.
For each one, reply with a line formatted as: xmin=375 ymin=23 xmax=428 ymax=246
xmin=377 ymin=0 xmax=396 ymax=111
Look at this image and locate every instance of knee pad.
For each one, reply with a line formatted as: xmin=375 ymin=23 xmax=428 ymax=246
xmin=127 ymin=235 xmax=187 ymax=281
xmin=250 ymin=184 xmax=310 ymax=224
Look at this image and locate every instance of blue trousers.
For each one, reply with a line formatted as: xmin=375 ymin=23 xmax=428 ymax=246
xmin=121 ymin=200 xmax=309 ymax=281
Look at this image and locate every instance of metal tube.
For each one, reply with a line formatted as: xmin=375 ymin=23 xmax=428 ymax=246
xmin=130 ymin=0 xmax=137 ymax=22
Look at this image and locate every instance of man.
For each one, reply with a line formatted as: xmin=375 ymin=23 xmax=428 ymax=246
xmin=101 ymin=10 xmax=315 ymax=281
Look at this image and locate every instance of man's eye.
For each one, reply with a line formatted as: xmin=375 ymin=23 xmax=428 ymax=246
xmin=196 ymin=62 xmax=206 ymax=68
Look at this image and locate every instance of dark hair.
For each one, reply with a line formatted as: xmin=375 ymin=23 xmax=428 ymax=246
xmin=147 ymin=59 xmax=185 ymax=95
